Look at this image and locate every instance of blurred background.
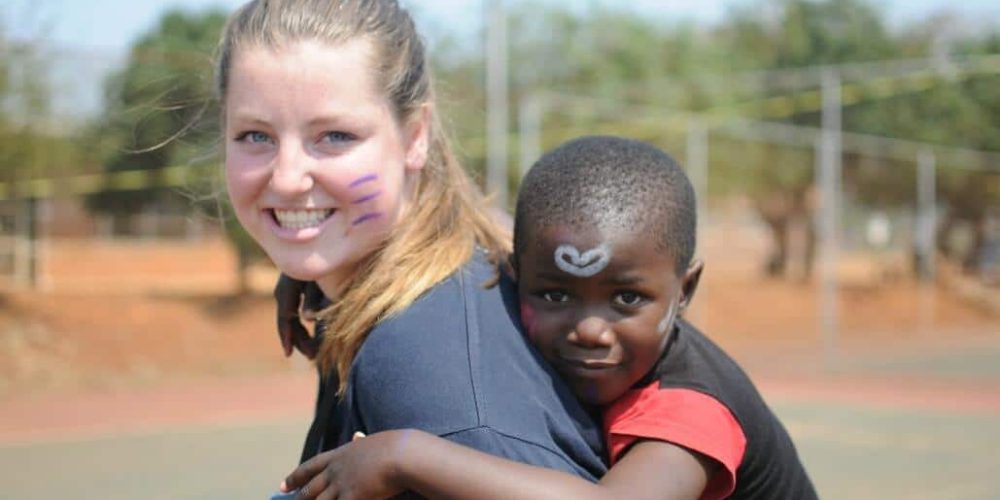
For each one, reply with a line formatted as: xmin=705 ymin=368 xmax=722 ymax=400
xmin=1 ymin=0 xmax=998 ymax=498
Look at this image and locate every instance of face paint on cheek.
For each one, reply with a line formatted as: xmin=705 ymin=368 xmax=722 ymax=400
xmin=519 ymin=302 xmax=537 ymax=341
xmin=554 ymin=243 xmax=612 ymax=277
xmin=352 ymin=191 xmax=381 ymax=204
xmin=349 ymin=173 xmax=378 ymax=188
xmin=348 ymin=173 xmax=383 ymax=227
xmin=351 ymin=212 xmax=383 ymax=226
xmin=657 ymin=300 xmax=678 ymax=335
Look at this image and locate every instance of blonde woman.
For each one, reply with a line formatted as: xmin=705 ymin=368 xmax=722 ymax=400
xmin=215 ymin=0 xmax=606 ymax=495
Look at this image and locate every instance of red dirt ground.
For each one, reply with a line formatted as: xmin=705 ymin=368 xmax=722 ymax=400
xmin=0 ymin=233 xmax=997 ymax=440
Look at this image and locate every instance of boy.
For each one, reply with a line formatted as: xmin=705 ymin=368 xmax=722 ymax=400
xmin=281 ymin=135 xmax=817 ymax=499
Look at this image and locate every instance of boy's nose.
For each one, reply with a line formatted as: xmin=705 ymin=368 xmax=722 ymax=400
xmin=568 ymin=316 xmax=615 ymax=348
xmin=270 ymin=146 xmax=314 ymax=195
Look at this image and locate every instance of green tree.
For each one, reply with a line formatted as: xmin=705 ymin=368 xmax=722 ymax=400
xmin=85 ymin=8 xmax=265 ymax=293
xmin=85 ymin=9 xmax=225 ymax=229
xmin=719 ymin=0 xmax=908 ymax=278
xmin=0 ymin=11 xmax=82 ymax=189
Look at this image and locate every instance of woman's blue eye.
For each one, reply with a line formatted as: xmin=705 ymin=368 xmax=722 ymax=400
xmin=239 ymin=131 xmax=271 ymax=144
xmin=541 ymin=291 xmax=569 ymax=303
xmin=323 ymin=131 xmax=355 ymax=143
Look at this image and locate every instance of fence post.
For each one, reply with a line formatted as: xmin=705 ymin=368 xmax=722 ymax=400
xmin=916 ymin=148 xmax=937 ymax=335
xmin=686 ymin=120 xmax=709 ymax=324
xmin=485 ymin=0 xmax=509 ymax=209
xmin=817 ymin=69 xmax=842 ymax=366
xmin=13 ymin=197 xmax=38 ymax=288
xmin=518 ymin=92 xmax=543 ymax=181
xmin=916 ymin=148 xmax=937 ymax=281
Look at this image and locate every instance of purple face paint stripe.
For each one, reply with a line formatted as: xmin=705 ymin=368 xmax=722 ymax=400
xmin=351 ymin=212 xmax=383 ymax=226
xmin=352 ymin=191 xmax=381 ymax=204
xmin=349 ymin=173 xmax=378 ymax=188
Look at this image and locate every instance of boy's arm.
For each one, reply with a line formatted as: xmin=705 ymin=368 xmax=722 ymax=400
xmin=273 ymin=274 xmax=324 ymax=358
xmin=282 ymin=429 xmax=716 ymax=500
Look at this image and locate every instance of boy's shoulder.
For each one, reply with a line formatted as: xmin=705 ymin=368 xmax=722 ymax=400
xmin=610 ymin=320 xmax=818 ymax=499
xmin=653 ymin=319 xmax=758 ymax=398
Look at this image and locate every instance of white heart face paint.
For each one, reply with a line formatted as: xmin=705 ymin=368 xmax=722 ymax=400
xmin=554 ymin=243 xmax=612 ymax=277
xmin=657 ymin=299 xmax=679 ymax=335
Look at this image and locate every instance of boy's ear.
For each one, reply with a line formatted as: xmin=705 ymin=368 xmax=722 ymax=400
xmin=678 ymin=259 xmax=704 ymax=310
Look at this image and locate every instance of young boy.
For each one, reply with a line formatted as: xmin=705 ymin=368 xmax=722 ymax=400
xmin=281 ymin=135 xmax=817 ymax=500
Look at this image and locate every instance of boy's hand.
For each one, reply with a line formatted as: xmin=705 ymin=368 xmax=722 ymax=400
xmin=281 ymin=430 xmax=414 ymax=500
xmin=274 ymin=274 xmax=324 ymax=359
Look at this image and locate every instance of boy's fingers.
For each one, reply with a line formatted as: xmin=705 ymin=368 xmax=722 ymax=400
xmin=302 ymin=282 xmax=326 ymax=319
xmin=314 ymin=488 xmax=337 ymax=500
xmin=285 ymin=451 xmax=332 ymax=491
xmin=276 ymin=317 xmax=296 ymax=357
xmin=295 ymin=473 xmax=331 ymax=500
xmin=275 ymin=274 xmax=308 ymax=357
xmin=293 ymin=330 xmax=319 ymax=360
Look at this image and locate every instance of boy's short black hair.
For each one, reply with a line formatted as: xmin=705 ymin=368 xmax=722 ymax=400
xmin=514 ymin=135 xmax=696 ymax=275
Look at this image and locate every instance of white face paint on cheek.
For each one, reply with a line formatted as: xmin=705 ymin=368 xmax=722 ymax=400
xmin=657 ymin=300 xmax=678 ymax=334
xmin=554 ymin=243 xmax=612 ymax=277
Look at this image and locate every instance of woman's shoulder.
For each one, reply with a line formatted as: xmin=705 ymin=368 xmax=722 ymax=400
xmin=365 ymin=249 xmax=510 ymax=339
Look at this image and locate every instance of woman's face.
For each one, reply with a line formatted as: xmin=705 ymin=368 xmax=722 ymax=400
xmin=224 ymin=39 xmax=428 ymax=295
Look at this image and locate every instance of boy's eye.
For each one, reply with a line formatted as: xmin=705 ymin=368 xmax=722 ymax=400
xmin=613 ymin=292 xmax=645 ymax=307
xmin=236 ymin=131 xmax=272 ymax=144
xmin=541 ymin=291 xmax=570 ymax=303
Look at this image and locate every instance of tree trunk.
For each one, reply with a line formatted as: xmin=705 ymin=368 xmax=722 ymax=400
xmin=963 ymin=215 xmax=987 ymax=273
xmin=236 ymin=246 xmax=252 ymax=296
xmin=791 ymin=188 xmax=816 ymax=282
xmin=755 ymin=196 xmax=792 ymax=278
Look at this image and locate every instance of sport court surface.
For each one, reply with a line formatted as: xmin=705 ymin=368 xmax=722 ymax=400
xmin=2 ymin=336 xmax=998 ymax=500
xmin=1 ymin=229 xmax=997 ymax=498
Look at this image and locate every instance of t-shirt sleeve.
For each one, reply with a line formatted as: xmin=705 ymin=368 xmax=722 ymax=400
xmin=443 ymin=426 xmax=601 ymax=476
xmin=350 ymin=317 xmax=482 ymax=437
xmin=349 ymin=305 xmax=601 ymax=479
xmin=603 ymin=385 xmax=746 ymax=500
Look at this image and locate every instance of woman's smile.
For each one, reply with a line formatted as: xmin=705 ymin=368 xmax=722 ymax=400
xmin=271 ymin=208 xmax=336 ymax=230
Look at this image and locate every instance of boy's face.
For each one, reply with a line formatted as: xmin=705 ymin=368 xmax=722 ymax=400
xmin=516 ymin=223 xmax=701 ymax=406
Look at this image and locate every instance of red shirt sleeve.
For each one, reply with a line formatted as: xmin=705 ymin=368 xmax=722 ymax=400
xmin=603 ymin=384 xmax=746 ymax=500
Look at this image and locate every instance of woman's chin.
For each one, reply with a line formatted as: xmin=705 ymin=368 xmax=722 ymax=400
xmin=271 ymin=256 xmax=337 ymax=283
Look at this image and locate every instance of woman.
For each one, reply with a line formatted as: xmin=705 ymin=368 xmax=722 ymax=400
xmin=215 ymin=0 xmax=606 ymax=492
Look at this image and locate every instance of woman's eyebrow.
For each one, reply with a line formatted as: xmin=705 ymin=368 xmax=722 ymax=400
xmin=227 ymin=113 xmax=270 ymax=127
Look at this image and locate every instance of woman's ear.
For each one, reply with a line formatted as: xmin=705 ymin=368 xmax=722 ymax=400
xmin=404 ymin=104 xmax=431 ymax=171
xmin=678 ymin=259 xmax=704 ymax=310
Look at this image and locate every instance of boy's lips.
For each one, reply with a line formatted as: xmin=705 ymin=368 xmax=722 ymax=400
xmin=559 ymin=356 xmax=620 ymax=370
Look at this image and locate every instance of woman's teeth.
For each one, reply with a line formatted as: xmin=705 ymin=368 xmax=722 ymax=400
xmin=273 ymin=209 xmax=334 ymax=229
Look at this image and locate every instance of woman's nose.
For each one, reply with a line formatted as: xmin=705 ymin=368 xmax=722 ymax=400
xmin=567 ymin=316 xmax=614 ymax=348
xmin=270 ymin=145 xmax=314 ymax=195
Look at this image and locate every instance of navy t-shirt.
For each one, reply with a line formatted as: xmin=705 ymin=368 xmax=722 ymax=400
xmin=302 ymin=250 xmax=607 ymax=481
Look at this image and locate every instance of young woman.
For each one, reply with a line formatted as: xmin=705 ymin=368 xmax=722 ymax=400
xmin=214 ymin=0 xmax=606 ymax=495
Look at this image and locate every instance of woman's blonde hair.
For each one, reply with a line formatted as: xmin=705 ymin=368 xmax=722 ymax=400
xmin=215 ymin=0 xmax=510 ymax=394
